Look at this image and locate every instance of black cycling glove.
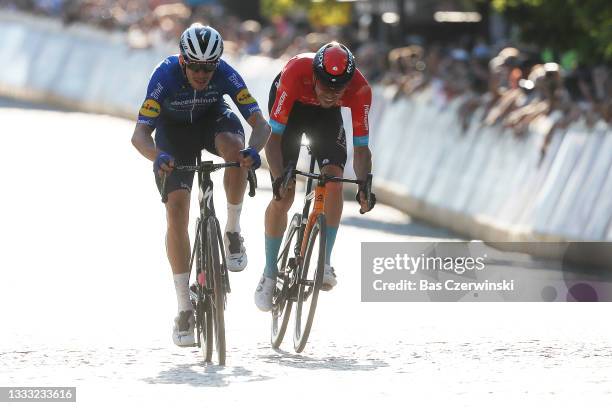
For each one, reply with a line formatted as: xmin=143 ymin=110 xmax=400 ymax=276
xmin=356 ymin=188 xmax=376 ymax=212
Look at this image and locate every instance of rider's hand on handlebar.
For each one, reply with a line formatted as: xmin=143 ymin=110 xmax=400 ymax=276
xmin=272 ymin=175 xmax=295 ymax=201
xmin=356 ymin=189 xmax=376 ymax=213
xmin=239 ymin=147 xmax=261 ymax=170
xmin=154 ymin=151 xmax=174 ymax=177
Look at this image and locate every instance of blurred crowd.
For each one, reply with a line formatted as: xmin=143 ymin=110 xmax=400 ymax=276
xmin=3 ymin=0 xmax=611 ymax=158
xmin=374 ymin=41 xmax=611 ymax=153
xmin=0 ymin=0 xmax=349 ymax=56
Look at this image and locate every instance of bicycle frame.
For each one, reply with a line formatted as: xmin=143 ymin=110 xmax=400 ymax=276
xmin=295 ymin=155 xmax=317 ymax=258
xmin=189 ymin=156 xmax=231 ymax=293
xmin=299 ymin=164 xmax=327 ymax=259
xmin=281 ymin=153 xmax=367 ymax=273
xmin=161 ymin=155 xmax=255 ymax=292
xmin=294 ymin=155 xmax=365 ymax=257
xmin=160 ymin=154 xmax=256 ymax=362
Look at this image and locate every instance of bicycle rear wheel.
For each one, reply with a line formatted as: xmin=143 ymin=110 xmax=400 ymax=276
xmin=271 ymin=213 xmax=301 ymax=348
xmin=206 ymin=216 xmax=226 ymax=365
xmin=293 ymin=214 xmax=326 ymax=353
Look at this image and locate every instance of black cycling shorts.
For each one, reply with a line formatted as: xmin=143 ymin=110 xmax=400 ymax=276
xmin=154 ymin=101 xmax=245 ymax=195
xmin=268 ymin=73 xmax=347 ymax=171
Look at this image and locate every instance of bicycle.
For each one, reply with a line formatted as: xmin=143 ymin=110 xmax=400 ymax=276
xmin=161 ymin=155 xmax=257 ymax=365
xmin=270 ymin=152 xmax=373 ymax=353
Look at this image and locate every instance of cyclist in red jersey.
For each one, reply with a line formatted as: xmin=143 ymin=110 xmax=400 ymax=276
xmin=254 ymin=42 xmax=376 ymax=311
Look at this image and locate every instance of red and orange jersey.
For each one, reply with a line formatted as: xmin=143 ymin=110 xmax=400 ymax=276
xmin=269 ymin=53 xmax=372 ymax=147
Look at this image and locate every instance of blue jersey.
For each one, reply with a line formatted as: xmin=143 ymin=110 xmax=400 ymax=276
xmin=137 ymin=55 xmax=260 ymax=128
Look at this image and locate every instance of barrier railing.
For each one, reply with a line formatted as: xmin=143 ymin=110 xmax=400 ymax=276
xmin=1 ymin=10 xmax=610 ymax=251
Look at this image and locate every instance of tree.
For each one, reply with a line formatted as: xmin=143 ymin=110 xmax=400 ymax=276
xmin=491 ymin=0 xmax=612 ymax=63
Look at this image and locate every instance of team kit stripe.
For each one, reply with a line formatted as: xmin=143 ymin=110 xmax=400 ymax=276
xmin=269 ymin=119 xmax=286 ymax=135
xmin=353 ymin=135 xmax=369 ymax=146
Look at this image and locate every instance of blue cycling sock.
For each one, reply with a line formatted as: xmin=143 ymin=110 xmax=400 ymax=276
xmin=264 ymin=235 xmax=283 ymax=278
xmin=325 ymin=226 xmax=338 ymax=265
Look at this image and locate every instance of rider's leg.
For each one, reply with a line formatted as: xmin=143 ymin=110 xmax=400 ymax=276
xmin=320 ymin=164 xmax=343 ymax=265
xmin=215 ymin=131 xmax=247 ymax=230
xmin=166 ymin=189 xmax=196 ymax=346
xmin=165 ymin=189 xmax=192 ymax=312
xmin=256 ymin=75 xmax=301 ymax=310
xmin=263 ymin=186 xmax=296 ymax=278
xmin=214 ymin=129 xmax=249 ymax=271
xmin=308 ymin=107 xmax=346 ymax=291
xmin=154 ymin=124 xmax=195 ymax=311
xmin=255 ymin=187 xmax=295 ymax=311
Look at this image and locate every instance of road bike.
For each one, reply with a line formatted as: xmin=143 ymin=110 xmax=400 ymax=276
xmin=270 ymin=152 xmax=373 ymax=353
xmin=162 ymin=155 xmax=256 ymax=365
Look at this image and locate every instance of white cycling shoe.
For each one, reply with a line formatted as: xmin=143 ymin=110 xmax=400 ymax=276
xmin=224 ymin=231 xmax=247 ymax=272
xmin=321 ymin=265 xmax=337 ymax=291
xmin=254 ymin=274 xmax=275 ymax=312
xmin=172 ymin=310 xmax=195 ymax=347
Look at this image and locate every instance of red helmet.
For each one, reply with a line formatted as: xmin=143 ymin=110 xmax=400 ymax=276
xmin=313 ymin=42 xmax=356 ymax=89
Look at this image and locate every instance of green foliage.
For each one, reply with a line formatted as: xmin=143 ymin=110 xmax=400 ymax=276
xmin=490 ymin=0 xmax=612 ymax=63
xmin=260 ymin=0 xmax=353 ymax=27
xmin=260 ymin=0 xmax=311 ymax=18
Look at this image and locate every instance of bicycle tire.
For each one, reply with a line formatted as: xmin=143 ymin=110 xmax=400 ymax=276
xmin=199 ymin=296 xmax=214 ymax=362
xmin=194 ymin=218 xmax=213 ymax=363
xmin=206 ymin=216 xmax=226 ymax=365
xmin=293 ymin=214 xmax=326 ymax=353
xmin=196 ymin=219 xmax=213 ymax=362
xmin=271 ymin=213 xmax=301 ymax=348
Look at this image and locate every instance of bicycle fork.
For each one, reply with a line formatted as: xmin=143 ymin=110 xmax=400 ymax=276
xmin=300 ymin=183 xmax=326 ymax=257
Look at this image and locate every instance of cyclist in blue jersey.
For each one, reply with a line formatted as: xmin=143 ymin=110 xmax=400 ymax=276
xmin=131 ymin=24 xmax=271 ymax=346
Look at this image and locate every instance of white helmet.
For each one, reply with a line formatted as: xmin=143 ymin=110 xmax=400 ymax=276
xmin=179 ymin=24 xmax=224 ymax=63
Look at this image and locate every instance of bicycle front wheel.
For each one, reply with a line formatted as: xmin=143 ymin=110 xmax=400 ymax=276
xmin=206 ymin=216 xmax=226 ymax=365
xmin=198 ymin=295 xmax=213 ymax=362
xmin=194 ymin=218 xmax=213 ymax=363
xmin=294 ymin=214 xmax=326 ymax=353
xmin=271 ymin=213 xmax=300 ymax=348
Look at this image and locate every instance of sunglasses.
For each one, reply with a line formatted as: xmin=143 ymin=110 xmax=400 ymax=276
xmin=185 ymin=62 xmax=218 ymax=73
xmin=315 ymin=79 xmax=347 ymax=94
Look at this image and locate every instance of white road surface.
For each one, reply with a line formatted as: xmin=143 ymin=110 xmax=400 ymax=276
xmin=1 ymin=100 xmax=611 ymax=407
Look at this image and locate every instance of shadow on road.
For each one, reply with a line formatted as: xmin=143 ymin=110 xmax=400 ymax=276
xmin=257 ymin=348 xmax=389 ymax=371
xmin=342 ymin=215 xmax=457 ymax=239
xmin=143 ymin=347 xmax=388 ymax=387
xmin=143 ymin=361 xmax=272 ymax=387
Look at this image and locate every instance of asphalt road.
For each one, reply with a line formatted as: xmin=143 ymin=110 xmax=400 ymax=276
xmin=1 ymin=99 xmax=611 ymax=407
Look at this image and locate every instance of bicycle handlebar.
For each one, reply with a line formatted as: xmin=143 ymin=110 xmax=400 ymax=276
xmin=160 ymin=161 xmax=257 ymax=203
xmin=278 ymin=162 xmax=297 ymax=198
xmin=279 ymin=163 xmax=374 ymax=214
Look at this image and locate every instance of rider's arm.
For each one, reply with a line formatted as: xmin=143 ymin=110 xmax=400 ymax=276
xmin=266 ymin=63 xmax=302 ymax=179
xmin=348 ymin=74 xmax=373 ymax=182
xmin=348 ymin=74 xmax=375 ymax=211
xmin=131 ymin=123 xmax=158 ymax=162
xmin=246 ymin=111 xmax=271 ymax=152
xmin=354 ymin=146 xmax=374 ymax=213
xmin=353 ymin=145 xmax=372 ymax=182
xmin=265 ymin=132 xmax=284 ymax=179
